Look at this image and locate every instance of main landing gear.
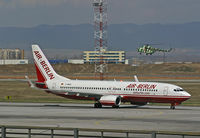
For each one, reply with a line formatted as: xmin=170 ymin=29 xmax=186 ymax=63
xmin=94 ymin=102 xmax=119 ymax=108
xmin=170 ymin=104 xmax=176 ymax=110
xmin=94 ymin=102 xmax=102 ymax=108
xmin=112 ymin=105 xmax=119 ymax=108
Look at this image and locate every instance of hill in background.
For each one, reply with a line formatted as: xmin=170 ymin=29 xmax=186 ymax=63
xmin=0 ymin=22 xmax=200 ymax=61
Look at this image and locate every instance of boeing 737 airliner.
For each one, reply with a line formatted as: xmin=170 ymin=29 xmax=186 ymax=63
xmin=27 ymin=45 xmax=191 ymax=109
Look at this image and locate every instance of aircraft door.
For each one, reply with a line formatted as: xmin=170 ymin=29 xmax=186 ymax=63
xmin=163 ymin=86 xmax=168 ymax=96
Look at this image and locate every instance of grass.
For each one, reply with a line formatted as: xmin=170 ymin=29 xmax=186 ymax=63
xmin=0 ymin=81 xmax=93 ymax=103
xmin=0 ymin=81 xmax=199 ymax=106
xmin=1 ymin=63 xmax=200 ymax=78
xmin=0 ymin=63 xmax=200 ymax=106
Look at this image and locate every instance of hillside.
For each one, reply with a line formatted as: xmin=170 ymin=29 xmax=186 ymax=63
xmin=1 ymin=22 xmax=200 ymax=51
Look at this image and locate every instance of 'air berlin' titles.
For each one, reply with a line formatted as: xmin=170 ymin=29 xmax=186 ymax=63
xmin=34 ymin=51 xmax=55 ymax=80
xmin=126 ymin=84 xmax=157 ymax=89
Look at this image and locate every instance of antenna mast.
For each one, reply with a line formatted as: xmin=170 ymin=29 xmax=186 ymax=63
xmin=93 ymin=0 xmax=108 ymax=80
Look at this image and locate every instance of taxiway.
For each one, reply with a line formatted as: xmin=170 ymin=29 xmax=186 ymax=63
xmin=0 ymin=103 xmax=199 ymax=132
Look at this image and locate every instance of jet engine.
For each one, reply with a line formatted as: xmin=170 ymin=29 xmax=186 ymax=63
xmin=99 ymin=95 xmax=121 ymax=107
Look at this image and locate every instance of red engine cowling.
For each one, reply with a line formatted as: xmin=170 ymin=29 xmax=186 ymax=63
xmin=99 ymin=95 xmax=121 ymax=106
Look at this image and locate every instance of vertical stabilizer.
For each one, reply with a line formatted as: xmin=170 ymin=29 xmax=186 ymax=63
xmin=32 ymin=44 xmax=69 ymax=82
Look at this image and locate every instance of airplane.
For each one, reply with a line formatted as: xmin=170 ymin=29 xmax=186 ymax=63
xmin=138 ymin=44 xmax=173 ymax=55
xmin=26 ymin=44 xmax=191 ymax=109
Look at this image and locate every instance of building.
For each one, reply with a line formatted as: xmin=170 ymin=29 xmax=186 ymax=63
xmin=0 ymin=49 xmax=24 ymax=60
xmin=83 ymin=51 xmax=125 ymax=64
xmin=0 ymin=59 xmax=28 ymax=65
xmin=68 ymin=59 xmax=84 ymax=64
xmin=0 ymin=48 xmax=28 ymax=65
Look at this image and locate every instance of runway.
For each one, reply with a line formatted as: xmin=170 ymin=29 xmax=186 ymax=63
xmin=0 ymin=102 xmax=200 ymax=132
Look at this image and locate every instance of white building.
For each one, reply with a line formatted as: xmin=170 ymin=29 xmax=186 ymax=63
xmin=68 ymin=59 xmax=84 ymax=64
xmin=83 ymin=51 xmax=126 ymax=64
xmin=0 ymin=59 xmax=28 ymax=65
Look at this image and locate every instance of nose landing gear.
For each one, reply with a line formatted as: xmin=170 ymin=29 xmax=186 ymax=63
xmin=170 ymin=103 xmax=180 ymax=110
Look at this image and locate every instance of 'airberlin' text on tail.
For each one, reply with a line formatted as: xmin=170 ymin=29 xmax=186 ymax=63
xmin=34 ymin=51 xmax=55 ymax=80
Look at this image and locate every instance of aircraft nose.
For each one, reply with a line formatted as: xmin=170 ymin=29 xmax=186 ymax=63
xmin=184 ymin=92 xmax=191 ymax=97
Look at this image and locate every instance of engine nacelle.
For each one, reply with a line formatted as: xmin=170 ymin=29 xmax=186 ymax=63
xmin=99 ymin=95 xmax=121 ymax=106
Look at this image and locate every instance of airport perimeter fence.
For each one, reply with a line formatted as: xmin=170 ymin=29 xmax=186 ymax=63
xmin=0 ymin=125 xmax=200 ymax=138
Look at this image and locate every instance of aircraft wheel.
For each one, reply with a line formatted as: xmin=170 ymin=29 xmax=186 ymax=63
xmin=170 ymin=104 xmax=175 ymax=110
xmin=94 ymin=102 xmax=102 ymax=108
xmin=112 ymin=105 xmax=119 ymax=108
xmin=171 ymin=106 xmax=175 ymax=110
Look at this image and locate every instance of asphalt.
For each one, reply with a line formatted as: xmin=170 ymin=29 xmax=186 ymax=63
xmin=0 ymin=102 xmax=199 ymax=133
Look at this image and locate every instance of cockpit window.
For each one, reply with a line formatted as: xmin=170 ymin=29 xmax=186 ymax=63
xmin=174 ymin=88 xmax=184 ymax=92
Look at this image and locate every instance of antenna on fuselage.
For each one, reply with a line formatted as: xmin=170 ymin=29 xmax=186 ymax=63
xmin=134 ymin=75 xmax=139 ymax=82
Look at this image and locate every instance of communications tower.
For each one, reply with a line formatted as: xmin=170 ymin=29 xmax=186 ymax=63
xmin=93 ymin=0 xmax=108 ymax=80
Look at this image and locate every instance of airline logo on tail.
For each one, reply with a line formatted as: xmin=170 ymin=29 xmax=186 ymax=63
xmin=34 ymin=50 xmax=55 ymax=80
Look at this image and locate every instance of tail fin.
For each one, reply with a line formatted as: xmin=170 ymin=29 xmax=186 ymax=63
xmin=32 ymin=44 xmax=69 ymax=82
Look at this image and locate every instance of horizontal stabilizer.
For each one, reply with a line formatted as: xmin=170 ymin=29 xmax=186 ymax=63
xmin=25 ymin=76 xmax=35 ymax=88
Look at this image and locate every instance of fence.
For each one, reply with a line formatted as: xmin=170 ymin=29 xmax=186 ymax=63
xmin=1 ymin=125 xmax=200 ymax=138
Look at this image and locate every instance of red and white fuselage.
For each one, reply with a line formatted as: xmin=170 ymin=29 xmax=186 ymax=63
xmin=30 ymin=45 xmax=191 ymax=109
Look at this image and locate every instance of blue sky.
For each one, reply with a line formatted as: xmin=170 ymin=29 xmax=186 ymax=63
xmin=0 ymin=0 xmax=200 ymax=27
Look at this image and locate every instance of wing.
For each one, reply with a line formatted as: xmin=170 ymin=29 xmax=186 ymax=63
xmin=51 ymin=89 xmax=103 ymax=99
